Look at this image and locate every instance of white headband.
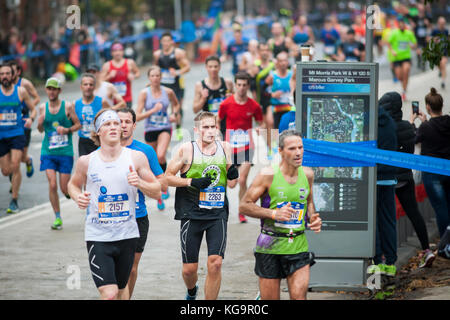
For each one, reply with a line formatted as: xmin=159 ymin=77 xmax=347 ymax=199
xmin=94 ymin=110 xmax=120 ymax=133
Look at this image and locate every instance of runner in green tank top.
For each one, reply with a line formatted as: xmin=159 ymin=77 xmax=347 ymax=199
xmin=37 ymin=78 xmax=81 ymax=230
xmin=240 ymin=130 xmax=322 ymax=300
xmin=166 ymin=111 xmax=239 ymax=300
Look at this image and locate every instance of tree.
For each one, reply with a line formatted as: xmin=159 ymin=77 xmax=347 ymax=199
xmin=422 ymin=0 xmax=449 ymax=69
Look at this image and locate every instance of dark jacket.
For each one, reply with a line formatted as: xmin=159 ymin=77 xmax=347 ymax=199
xmin=379 ymin=91 xmax=415 ymax=182
xmin=416 ymin=114 xmax=450 ymax=160
xmin=377 ymin=103 xmax=398 ymax=181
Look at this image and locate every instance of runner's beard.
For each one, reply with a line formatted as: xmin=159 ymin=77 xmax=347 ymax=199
xmin=1 ymin=79 xmax=11 ymax=88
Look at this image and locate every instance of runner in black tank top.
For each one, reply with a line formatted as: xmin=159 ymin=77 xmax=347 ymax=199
xmin=157 ymin=50 xmax=181 ymax=92
xmin=201 ymin=77 xmax=228 ymax=138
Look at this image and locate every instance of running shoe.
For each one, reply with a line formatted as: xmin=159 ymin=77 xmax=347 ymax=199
xmin=239 ymin=213 xmax=248 ymax=223
xmin=6 ymin=199 xmax=19 ymax=214
xmin=26 ymin=156 xmax=34 ymax=178
xmin=255 ymin=292 xmax=261 ymax=300
xmin=157 ymin=198 xmax=165 ymax=211
xmin=161 ymin=190 xmax=170 ymax=200
xmin=384 ymin=264 xmax=397 ymax=277
xmin=367 ymin=264 xmax=383 ymax=275
xmin=65 ymin=194 xmax=71 ymax=200
xmin=419 ymin=249 xmax=435 ymax=268
xmin=185 ymin=284 xmax=198 ymax=300
xmin=51 ymin=217 xmax=63 ymax=230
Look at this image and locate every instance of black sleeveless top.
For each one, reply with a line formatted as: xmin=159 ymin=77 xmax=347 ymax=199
xmin=201 ymin=77 xmax=228 ymax=112
xmin=272 ymin=38 xmax=290 ymax=57
xmin=157 ymin=49 xmax=181 ymax=89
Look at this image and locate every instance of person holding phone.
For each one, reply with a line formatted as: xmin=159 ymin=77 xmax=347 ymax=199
xmin=411 ymin=88 xmax=450 ymax=237
xmin=381 ymin=92 xmax=435 ymax=268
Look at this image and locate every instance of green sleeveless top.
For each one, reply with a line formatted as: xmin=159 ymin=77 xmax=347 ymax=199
xmin=41 ymin=101 xmax=74 ymax=157
xmin=255 ymin=164 xmax=310 ymax=254
xmin=174 ymin=141 xmax=229 ymax=221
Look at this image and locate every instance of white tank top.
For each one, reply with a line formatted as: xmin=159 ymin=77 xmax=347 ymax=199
xmin=85 ymin=147 xmax=139 ymax=242
xmin=95 ymin=82 xmax=114 ymax=106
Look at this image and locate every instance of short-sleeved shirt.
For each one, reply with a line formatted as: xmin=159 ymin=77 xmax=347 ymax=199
xmin=226 ymin=38 xmax=249 ymax=75
xmin=388 ymin=29 xmax=417 ymax=61
xmin=218 ymin=95 xmax=263 ymax=153
xmin=339 ymin=41 xmax=365 ymax=62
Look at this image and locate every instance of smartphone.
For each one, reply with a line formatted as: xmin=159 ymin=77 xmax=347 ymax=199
xmin=412 ymin=101 xmax=419 ymax=114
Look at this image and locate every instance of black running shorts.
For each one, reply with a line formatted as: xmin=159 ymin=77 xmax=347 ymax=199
xmin=254 ymin=251 xmax=315 ymax=279
xmin=86 ymin=238 xmax=138 ymax=289
xmin=136 ymin=215 xmax=149 ymax=253
xmin=180 ymin=219 xmax=227 ymax=264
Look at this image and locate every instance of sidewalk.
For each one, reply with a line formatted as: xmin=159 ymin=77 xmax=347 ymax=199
xmin=0 ymin=65 xmax=448 ymax=300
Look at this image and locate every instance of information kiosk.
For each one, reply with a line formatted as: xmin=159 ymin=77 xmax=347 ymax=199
xmin=296 ymin=62 xmax=379 ymax=290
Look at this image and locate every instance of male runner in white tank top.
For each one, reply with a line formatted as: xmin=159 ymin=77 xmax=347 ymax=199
xmin=68 ymin=108 xmax=161 ymax=300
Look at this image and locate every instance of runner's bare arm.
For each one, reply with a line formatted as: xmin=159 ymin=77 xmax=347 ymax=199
xmin=193 ymin=81 xmax=207 ymax=113
xmin=239 ymin=166 xmax=276 ymax=219
xmin=166 ymin=143 xmax=193 ymax=187
xmin=101 ymin=98 xmax=112 ymax=109
xmin=100 ymin=62 xmax=112 ymax=81
xmin=131 ymin=150 xmax=161 ymax=200
xmin=22 ymin=78 xmax=40 ymax=107
xmin=303 ymin=166 xmax=321 ymax=233
xmin=167 ymin=87 xmax=180 ymax=115
xmin=156 ymin=173 xmax=168 ymax=193
xmin=19 ymin=87 xmax=35 ymax=128
xmin=66 ymin=101 xmax=82 ymax=133
xmin=129 ymin=59 xmax=141 ymax=79
xmin=37 ymin=103 xmax=46 ymax=133
xmin=176 ymin=49 xmax=191 ymax=75
xmin=68 ymin=156 xmax=90 ymax=209
xmin=225 ymin=79 xmax=234 ymax=95
xmin=109 ymin=83 xmax=126 ymax=110
xmin=135 ymin=89 xmax=155 ymax=121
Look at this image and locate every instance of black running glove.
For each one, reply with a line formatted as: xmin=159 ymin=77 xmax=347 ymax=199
xmin=227 ymin=164 xmax=239 ymax=180
xmin=190 ymin=176 xmax=213 ymax=190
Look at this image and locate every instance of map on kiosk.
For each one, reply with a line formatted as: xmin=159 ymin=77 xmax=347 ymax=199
xmin=304 ymin=95 xmax=369 ymax=181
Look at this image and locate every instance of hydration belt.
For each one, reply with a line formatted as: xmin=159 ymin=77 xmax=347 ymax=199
xmin=261 ymin=228 xmax=304 ymax=238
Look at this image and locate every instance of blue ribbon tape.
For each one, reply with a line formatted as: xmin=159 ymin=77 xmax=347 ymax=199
xmin=303 ymin=139 xmax=450 ymax=176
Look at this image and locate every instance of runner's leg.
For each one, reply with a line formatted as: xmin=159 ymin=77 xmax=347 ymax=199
xmin=205 ymin=255 xmax=222 ymax=300
xmin=156 ymin=131 xmax=171 ymax=170
xmin=128 ymin=252 xmax=142 ymax=298
xmin=10 ymin=149 xmax=23 ymax=200
xmin=59 ymin=173 xmax=71 ymax=197
xmin=46 ymin=169 xmax=60 ymax=214
xmin=238 ymin=162 xmax=252 ymax=201
xmin=259 ymin=278 xmax=281 ymax=300
xmin=402 ymin=61 xmax=411 ymax=93
xmin=286 ymin=264 xmax=310 ymax=300
xmin=98 ymin=284 xmax=120 ymax=300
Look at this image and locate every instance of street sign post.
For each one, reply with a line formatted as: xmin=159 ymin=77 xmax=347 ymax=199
xmin=296 ymin=61 xmax=379 ymax=290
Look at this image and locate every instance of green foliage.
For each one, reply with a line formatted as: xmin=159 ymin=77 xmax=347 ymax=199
xmin=422 ymin=34 xmax=449 ymax=70
xmin=89 ymin=0 xmax=147 ymax=19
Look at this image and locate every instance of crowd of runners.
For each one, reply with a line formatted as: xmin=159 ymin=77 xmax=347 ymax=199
xmin=0 ymin=3 xmax=449 ymax=300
